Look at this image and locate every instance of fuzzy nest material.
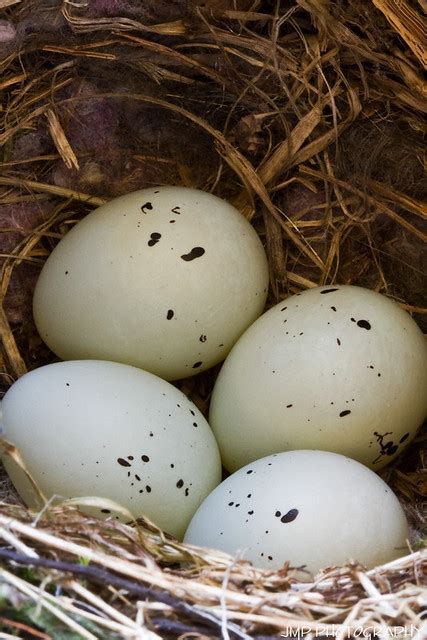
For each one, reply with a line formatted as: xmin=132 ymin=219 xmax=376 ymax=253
xmin=0 ymin=0 xmax=426 ymax=637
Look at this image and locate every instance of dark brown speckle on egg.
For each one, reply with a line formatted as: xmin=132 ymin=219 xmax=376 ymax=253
xmin=281 ymin=508 xmax=299 ymax=523
xmin=148 ymin=232 xmax=161 ymax=247
xmin=357 ymin=319 xmax=371 ymax=330
xmin=141 ymin=202 xmax=153 ymax=213
xmin=181 ymin=247 xmax=205 ymax=261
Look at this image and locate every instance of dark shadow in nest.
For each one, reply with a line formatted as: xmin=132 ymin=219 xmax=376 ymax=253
xmin=335 ymin=118 xmax=425 ymax=199
xmin=334 ymin=117 xmax=426 ymax=329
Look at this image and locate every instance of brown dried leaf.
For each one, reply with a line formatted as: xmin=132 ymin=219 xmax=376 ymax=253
xmin=371 ymin=0 xmax=427 ymax=67
xmin=46 ymin=108 xmax=79 ymax=171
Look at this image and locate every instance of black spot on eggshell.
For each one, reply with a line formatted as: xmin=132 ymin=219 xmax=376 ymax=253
xmin=141 ymin=455 xmax=150 ymax=462
xmin=357 ymin=319 xmax=371 ymax=330
xmin=331 ymin=306 xmax=336 ymax=311
xmin=176 ymin=479 xmax=184 ymax=488
xmin=286 ymin=404 xmax=293 ymax=408
xmin=171 ymin=206 xmax=181 ymax=214
xmin=400 ymin=433 xmax=410 ymax=444
xmin=166 ymin=309 xmax=174 ymax=320
xmin=199 ymin=334 xmax=207 ymax=342
xmin=101 ymin=509 xmax=111 ymax=514
xmin=372 ymin=431 xmax=397 ymax=464
xmin=146 ymin=485 xmax=152 ymax=493
xmin=246 ymin=470 xmax=254 ymax=474
xmin=148 ymin=232 xmax=161 ymax=247
xmin=275 ymin=511 xmax=281 ymax=517
xmin=193 ymin=422 xmax=198 ymax=428
xmin=127 ymin=456 xmax=134 ymax=460
xmin=337 ymin=338 xmax=341 ymax=346
xmin=248 ymin=510 xmax=254 ymax=515
xmin=385 ymin=444 xmax=398 ymax=455
xmin=192 ymin=361 xmax=202 ymax=369
xmin=117 ymin=458 xmax=131 ymax=467
xmin=141 ymin=202 xmax=153 ymax=213
xmin=339 ymin=410 xmax=351 ymax=417
xmin=281 ymin=509 xmax=299 ymax=523
xmin=320 ymin=288 xmax=339 ymax=294
xmin=185 ymin=488 xmax=189 ymax=496
xmin=65 ymin=270 xmax=69 ymax=275
xmin=228 ymin=501 xmax=234 ymax=506
xmin=181 ymin=247 xmax=205 ymax=261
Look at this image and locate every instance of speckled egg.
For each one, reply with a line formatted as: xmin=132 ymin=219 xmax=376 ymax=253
xmin=210 ymin=285 xmax=427 ymax=471
xmin=33 ymin=187 xmax=269 ymax=380
xmin=0 ymin=360 xmax=221 ymax=538
xmin=184 ymin=450 xmax=409 ymax=572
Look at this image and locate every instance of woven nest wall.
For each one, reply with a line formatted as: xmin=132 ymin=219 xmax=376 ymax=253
xmin=0 ymin=0 xmax=426 ymax=638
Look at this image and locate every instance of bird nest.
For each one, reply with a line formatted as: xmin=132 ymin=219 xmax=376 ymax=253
xmin=0 ymin=0 xmax=425 ymax=637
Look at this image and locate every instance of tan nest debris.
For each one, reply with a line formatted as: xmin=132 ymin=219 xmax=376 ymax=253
xmin=0 ymin=500 xmax=425 ymax=639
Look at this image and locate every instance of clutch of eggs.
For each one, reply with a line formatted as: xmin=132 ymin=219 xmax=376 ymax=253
xmin=33 ymin=186 xmax=269 ymax=380
xmin=184 ymin=450 xmax=409 ymax=573
xmin=210 ymin=285 xmax=427 ymax=471
xmin=0 ymin=360 xmax=221 ymax=538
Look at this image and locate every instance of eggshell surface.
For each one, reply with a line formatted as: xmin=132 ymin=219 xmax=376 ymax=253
xmin=184 ymin=450 xmax=409 ymax=572
xmin=210 ymin=285 xmax=427 ymax=471
xmin=0 ymin=360 xmax=221 ymax=538
xmin=33 ymin=187 xmax=269 ymax=380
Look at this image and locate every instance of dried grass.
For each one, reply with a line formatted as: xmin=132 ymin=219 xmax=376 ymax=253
xmin=0 ymin=0 xmax=426 ymax=637
xmin=0 ymin=498 xmax=425 ymax=639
